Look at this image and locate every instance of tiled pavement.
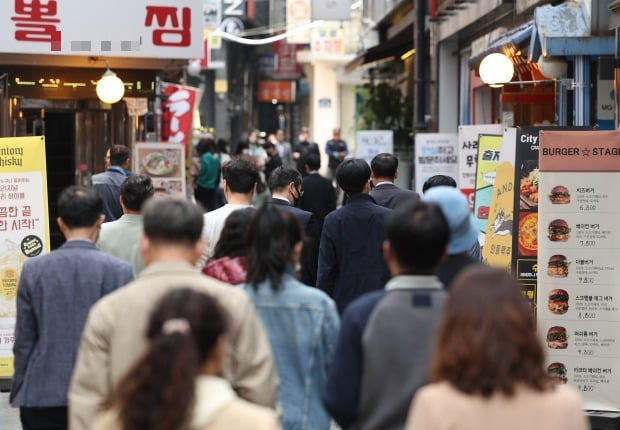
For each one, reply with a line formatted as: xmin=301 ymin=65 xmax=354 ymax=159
xmin=0 ymin=392 xmax=19 ymax=429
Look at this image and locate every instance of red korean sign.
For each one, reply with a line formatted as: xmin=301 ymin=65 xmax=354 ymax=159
xmin=257 ymin=81 xmax=296 ymax=103
xmin=0 ymin=0 xmax=203 ymax=58
xmin=161 ymin=83 xmax=199 ymax=149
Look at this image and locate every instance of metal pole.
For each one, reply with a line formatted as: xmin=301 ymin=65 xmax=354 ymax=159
xmin=414 ymin=0 xmax=427 ymax=129
xmin=574 ymin=55 xmax=589 ymax=126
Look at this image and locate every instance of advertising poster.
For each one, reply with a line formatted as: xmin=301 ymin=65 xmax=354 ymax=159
xmin=355 ymin=130 xmax=394 ymax=165
xmin=457 ymin=124 xmax=504 ymax=209
xmin=0 ymin=136 xmax=50 ymax=378
xmin=473 ymin=134 xmax=503 ymax=237
xmin=413 ymin=133 xmax=458 ymax=194
xmin=483 ymin=128 xmax=516 ymax=270
xmin=538 ymin=130 xmax=620 ymax=411
xmin=134 ymin=143 xmax=186 ymax=197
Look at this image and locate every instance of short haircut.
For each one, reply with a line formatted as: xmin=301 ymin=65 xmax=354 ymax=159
xmin=121 ymin=175 xmax=154 ymax=211
xmin=422 ymin=175 xmax=457 ymax=193
xmin=385 ymin=201 xmax=450 ymax=272
xmin=268 ymin=166 xmax=302 ymax=192
xmin=336 ymin=158 xmax=371 ymax=195
xmin=222 ymin=159 xmax=259 ymax=194
xmin=142 ymin=198 xmax=203 ymax=246
xmin=263 ymin=141 xmax=275 ymax=150
xmin=371 ymin=153 xmax=398 ymax=179
xmin=305 ymin=154 xmax=321 ymax=171
xmin=109 ymin=144 xmax=130 ymax=166
xmin=58 ymin=186 xmax=103 ymax=228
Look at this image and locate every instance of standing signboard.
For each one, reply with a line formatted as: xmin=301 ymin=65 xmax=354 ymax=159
xmin=413 ymin=133 xmax=458 ymax=194
xmin=134 ymin=143 xmax=187 ymax=197
xmin=457 ymin=124 xmax=504 ymax=209
xmin=473 ymin=134 xmax=503 ymax=240
xmin=538 ymin=130 xmax=620 ymax=411
xmin=355 ymin=130 xmax=393 ymax=165
xmin=0 ymin=136 xmax=50 ymax=378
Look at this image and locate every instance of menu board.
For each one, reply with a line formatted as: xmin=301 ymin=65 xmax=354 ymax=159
xmin=0 ymin=136 xmax=50 ymax=378
xmin=413 ymin=133 xmax=458 ymax=194
xmin=457 ymin=124 xmax=504 ymax=209
xmin=538 ymin=130 xmax=620 ymax=411
xmin=134 ymin=143 xmax=186 ymax=197
xmin=473 ymin=134 xmax=503 ymax=239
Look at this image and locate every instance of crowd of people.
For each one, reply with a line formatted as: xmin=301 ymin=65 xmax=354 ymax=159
xmin=10 ymin=134 xmax=591 ymax=430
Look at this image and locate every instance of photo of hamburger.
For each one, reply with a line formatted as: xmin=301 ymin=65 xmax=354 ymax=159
xmin=546 ymin=326 xmax=568 ymax=349
xmin=548 ymin=255 xmax=569 ymax=278
xmin=549 ymin=186 xmax=570 ymax=204
xmin=547 ymin=362 xmax=568 ymax=384
xmin=548 ymin=289 xmax=569 ymax=315
xmin=548 ymin=219 xmax=571 ymax=242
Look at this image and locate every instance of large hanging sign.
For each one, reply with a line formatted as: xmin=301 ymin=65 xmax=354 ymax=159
xmin=538 ymin=130 xmax=620 ymax=411
xmin=0 ymin=136 xmax=50 ymax=378
xmin=413 ymin=133 xmax=458 ymax=194
xmin=161 ymin=83 xmax=200 ymax=149
xmin=0 ymin=0 xmax=203 ymax=58
xmin=457 ymin=124 xmax=504 ymax=209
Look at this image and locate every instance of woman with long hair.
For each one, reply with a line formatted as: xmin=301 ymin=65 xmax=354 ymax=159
xmin=94 ymin=288 xmax=279 ymax=430
xmin=202 ymin=207 xmax=255 ymax=284
xmin=242 ymin=204 xmax=339 ymax=430
xmin=405 ymin=266 xmax=588 ymax=430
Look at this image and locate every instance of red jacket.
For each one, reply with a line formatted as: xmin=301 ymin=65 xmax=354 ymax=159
xmin=203 ymin=256 xmax=247 ymax=285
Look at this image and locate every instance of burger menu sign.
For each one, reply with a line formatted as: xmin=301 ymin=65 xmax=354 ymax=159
xmin=538 ymin=130 xmax=620 ymax=411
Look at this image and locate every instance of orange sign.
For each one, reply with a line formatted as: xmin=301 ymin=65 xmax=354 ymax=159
xmin=257 ymin=80 xmax=296 ymax=103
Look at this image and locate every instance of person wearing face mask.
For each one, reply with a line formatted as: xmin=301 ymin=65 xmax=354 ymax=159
xmin=268 ymin=166 xmax=320 ymax=286
xmin=292 ymin=127 xmax=320 ymax=177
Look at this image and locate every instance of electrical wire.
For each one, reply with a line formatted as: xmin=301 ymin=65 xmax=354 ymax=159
xmin=213 ymin=20 xmax=325 ymax=45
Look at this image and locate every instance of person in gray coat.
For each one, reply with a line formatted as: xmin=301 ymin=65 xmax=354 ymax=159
xmin=11 ymin=186 xmax=133 ymax=430
xmin=369 ymin=153 xmax=420 ymax=210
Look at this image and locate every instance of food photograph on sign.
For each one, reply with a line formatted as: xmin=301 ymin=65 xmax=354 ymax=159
xmin=546 ymin=326 xmax=569 ymax=349
xmin=548 ymin=254 xmax=570 ymax=278
xmin=549 ymin=185 xmax=571 ymax=204
xmin=134 ymin=144 xmax=186 ymax=197
xmin=519 ymin=160 xmax=539 ymax=209
xmin=548 ymin=219 xmax=571 ymax=242
xmin=518 ymin=212 xmax=538 ymax=257
xmin=548 ymin=289 xmax=569 ymax=315
xmin=547 ymin=362 xmax=568 ymax=384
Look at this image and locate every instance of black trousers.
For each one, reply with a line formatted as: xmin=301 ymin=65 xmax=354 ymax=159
xmin=20 ymin=406 xmax=68 ymax=430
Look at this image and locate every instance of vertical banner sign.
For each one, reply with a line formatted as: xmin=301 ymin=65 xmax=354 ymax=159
xmin=413 ymin=133 xmax=458 ymax=194
xmin=483 ymin=128 xmax=516 ymax=270
xmin=0 ymin=136 xmax=50 ymax=378
xmin=286 ymin=0 xmax=311 ymax=44
xmin=161 ymin=83 xmax=199 ymax=150
xmin=473 ymin=134 xmax=502 ymax=239
xmin=134 ymin=143 xmax=187 ymax=198
xmin=355 ymin=130 xmax=394 ymax=165
xmin=538 ymin=130 xmax=620 ymax=411
xmin=458 ymin=124 xmax=504 ymax=209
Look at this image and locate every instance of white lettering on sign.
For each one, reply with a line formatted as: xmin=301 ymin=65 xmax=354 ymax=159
xmin=223 ymin=0 xmax=244 ymax=16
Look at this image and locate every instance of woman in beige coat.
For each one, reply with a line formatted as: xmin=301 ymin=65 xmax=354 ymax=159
xmin=406 ymin=267 xmax=589 ymax=430
xmin=93 ymin=288 xmax=279 ymax=430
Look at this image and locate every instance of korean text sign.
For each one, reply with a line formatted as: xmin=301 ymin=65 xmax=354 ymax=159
xmin=355 ymin=131 xmax=393 ymax=165
xmin=414 ymin=133 xmax=458 ymax=194
xmin=473 ymin=134 xmax=503 ymax=236
xmin=0 ymin=0 xmax=203 ymax=58
xmin=538 ymin=130 xmax=620 ymax=411
xmin=0 ymin=136 xmax=50 ymax=378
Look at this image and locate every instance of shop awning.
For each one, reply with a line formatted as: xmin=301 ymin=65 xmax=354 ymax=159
xmin=344 ymin=25 xmax=413 ymax=74
xmin=468 ymin=21 xmax=534 ymax=70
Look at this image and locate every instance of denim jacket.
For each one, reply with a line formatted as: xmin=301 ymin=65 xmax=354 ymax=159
xmin=241 ymin=271 xmax=340 ymax=430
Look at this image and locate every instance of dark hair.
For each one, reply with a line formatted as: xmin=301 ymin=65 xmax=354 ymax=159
xmin=121 ymin=175 xmax=154 ymax=211
xmin=222 ymin=159 xmax=259 ymax=194
xmin=422 ymin=175 xmax=457 ymax=193
xmin=246 ymin=204 xmax=302 ymax=289
xmin=58 ymin=186 xmax=103 ymax=228
xmin=268 ymin=166 xmax=302 ymax=192
xmin=336 ymin=158 xmax=371 ymax=195
xmin=431 ymin=266 xmax=550 ymax=396
xmin=217 ymin=138 xmax=229 ymax=154
xmin=263 ymin=141 xmax=275 ymax=151
xmin=109 ymin=144 xmax=130 ymax=166
xmin=212 ymin=207 xmax=256 ymax=260
xmin=107 ymin=288 xmax=228 ymax=430
xmin=305 ymin=154 xmax=321 ymax=171
xmin=370 ymin=153 xmax=398 ymax=179
xmin=196 ymin=138 xmax=217 ymax=156
xmin=385 ymin=201 xmax=449 ymax=272
xmin=142 ymin=198 xmax=203 ymax=245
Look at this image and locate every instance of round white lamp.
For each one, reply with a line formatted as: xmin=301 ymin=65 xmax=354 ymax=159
xmin=187 ymin=60 xmax=202 ymax=77
xmin=479 ymin=53 xmax=514 ymax=87
xmin=96 ymin=69 xmax=125 ymax=104
xmin=537 ymin=55 xmax=568 ymax=79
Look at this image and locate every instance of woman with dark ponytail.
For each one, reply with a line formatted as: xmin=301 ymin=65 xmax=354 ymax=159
xmin=93 ymin=288 xmax=279 ymax=430
xmin=242 ymin=204 xmax=340 ymax=430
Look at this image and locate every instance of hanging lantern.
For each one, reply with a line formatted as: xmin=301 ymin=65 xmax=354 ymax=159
xmin=96 ymin=69 xmax=125 ymax=104
xmin=479 ymin=53 xmax=514 ymax=88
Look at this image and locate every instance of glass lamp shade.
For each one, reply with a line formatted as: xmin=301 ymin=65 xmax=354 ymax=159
xmin=537 ymin=55 xmax=568 ymax=79
xmin=96 ymin=69 xmax=125 ymax=104
xmin=479 ymin=53 xmax=514 ymax=87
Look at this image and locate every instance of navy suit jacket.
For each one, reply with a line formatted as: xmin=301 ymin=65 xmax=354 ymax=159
xmin=369 ymin=182 xmax=420 ymax=210
xmin=299 ymin=173 xmax=336 ymax=229
xmin=11 ymin=240 xmax=133 ymax=407
xmin=317 ymin=194 xmax=392 ymax=313
xmin=269 ymin=198 xmax=320 ymax=286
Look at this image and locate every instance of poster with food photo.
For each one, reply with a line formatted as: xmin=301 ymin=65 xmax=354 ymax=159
xmin=538 ymin=130 xmax=620 ymax=411
xmin=134 ymin=143 xmax=186 ymax=197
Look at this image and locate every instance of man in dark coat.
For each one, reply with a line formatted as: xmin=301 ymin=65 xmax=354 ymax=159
xmin=90 ymin=144 xmax=132 ymax=222
xmin=369 ymin=153 xmax=420 ymax=210
xmin=317 ymin=158 xmax=392 ymax=313
xmin=292 ymin=126 xmax=320 ymax=176
xmin=298 ymin=154 xmax=336 ymax=232
xmin=268 ymin=166 xmax=320 ymax=286
xmin=11 ymin=186 xmax=133 ymax=429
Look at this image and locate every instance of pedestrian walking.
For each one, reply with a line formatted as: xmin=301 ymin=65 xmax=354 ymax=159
xmin=369 ymin=153 xmax=420 ymax=209
xmin=194 ymin=138 xmax=221 ymax=212
xmin=91 ymin=144 xmax=132 ymax=222
xmin=325 ymin=128 xmax=348 ymax=180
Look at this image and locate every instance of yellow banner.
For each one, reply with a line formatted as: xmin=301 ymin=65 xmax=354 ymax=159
xmin=483 ymin=160 xmax=515 ymax=271
xmin=0 ymin=136 xmax=50 ymax=377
